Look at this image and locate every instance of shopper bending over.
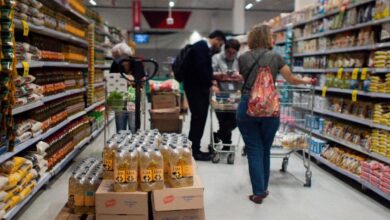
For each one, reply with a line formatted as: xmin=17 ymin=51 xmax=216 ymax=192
xmin=237 ymin=24 xmax=312 ymax=204
xmin=184 ymin=30 xmax=226 ymax=161
xmin=212 ymin=39 xmax=241 ymax=149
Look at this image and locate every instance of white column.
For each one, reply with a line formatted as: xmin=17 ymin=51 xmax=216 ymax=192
xmin=232 ymin=0 xmax=245 ymax=34
xmin=295 ymin=0 xmax=317 ymax=11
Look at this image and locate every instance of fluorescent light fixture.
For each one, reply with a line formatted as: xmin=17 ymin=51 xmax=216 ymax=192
xmin=89 ymin=0 xmax=97 ymax=6
xmin=256 ymin=0 xmax=262 ymax=2
xmin=169 ymin=1 xmax=175 ymax=7
xmin=245 ymin=3 xmax=253 ymax=9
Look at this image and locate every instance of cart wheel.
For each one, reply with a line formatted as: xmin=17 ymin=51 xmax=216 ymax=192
xmin=280 ymin=157 xmax=289 ymax=172
xmin=241 ymin=146 xmax=247 ymax=157
xmin=304 ymin=171 xmax=312 ymax=187
xmin=227 ymin=153 xmax=235 ymax=165
xmin=212 ymin=153 xmax=220 ymax=164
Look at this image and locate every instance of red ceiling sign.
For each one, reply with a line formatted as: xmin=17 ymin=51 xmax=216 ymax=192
xmin=142 ymin=11 xmax=191 ymax=29
xmin=133 ymin=0 xmax=141 ymax=31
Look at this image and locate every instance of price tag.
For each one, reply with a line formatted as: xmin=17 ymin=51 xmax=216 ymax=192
xmin=21 ymin=20 xmax=29 ymax=36
xmin=352 ymin=90 xmax=358 ymax=102
xmin=22 ymin=61 xmax=29 ymax=77
xmin=322 ymin=86 xmax=327 ymax=97
xmin=337 ymin=68 xmax=344 ymax=79
xmin=352 ymin=68 xmax=359 ymax=80
xmin=361 ymin=68 xmax=368 ymax=80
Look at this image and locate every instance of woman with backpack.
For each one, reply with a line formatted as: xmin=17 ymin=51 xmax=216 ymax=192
xmin=237 ymin=24 xmax=313 ymax=204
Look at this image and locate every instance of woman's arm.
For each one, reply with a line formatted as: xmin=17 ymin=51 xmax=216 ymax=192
xmin=280 ymin=65 xmax=312 ymax=85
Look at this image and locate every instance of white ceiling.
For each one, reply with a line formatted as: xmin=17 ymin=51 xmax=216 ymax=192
xmin=87 ymin=0 xmax=294 ymax=12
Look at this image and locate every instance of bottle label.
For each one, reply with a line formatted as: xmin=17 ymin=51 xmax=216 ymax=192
xmin=153 ymin=168 xmax=164 ymax=182
xmin=126 ymin=170 xmax=137 ymax=183
xmin=103 ymin=159 xmax=113 ymax=171
xmin=171 ymin=165 xmax=183 ymax=179
xmin=74 ymin=194 xmax=84 ymax=206
xmin=182 ymin=165 xmax=193 ymax=177
xmin=84 ymin=191 xmax=95 ymax=206
xmin=141 ymin=169 xmax=153 ymax=183
xmin=115 ymin=170 xmax=126 ymax=183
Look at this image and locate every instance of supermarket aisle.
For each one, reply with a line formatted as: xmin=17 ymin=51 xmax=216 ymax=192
xmin=16 ymin=113 xmax=390 ymax=220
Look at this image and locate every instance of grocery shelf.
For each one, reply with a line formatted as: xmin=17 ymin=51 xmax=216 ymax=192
xmin=295 ymin=125 xmax=390 ymax=164
xmin=295 ymin=17 xmax=390 ymax=42
xmin=93 ymin=82 xmax=105 ymax=87
xmin=85 ymin=100 xmax=106 ymax=112
xmin=272 ymin=26 xmax=287 ymax=33
xmin=293 ymin=45 xmax=373 ymax=57
xmin=14 ymin=19 xmax=88 ymax=47
xmin=311 ymin=153 xmax=390 ymax=201
xmin=95 ymin=64 xmax=111 ymax=69
xmin=68 ymin=111 xmax=87 ymax=122
xmin=294 ymin=85 xmax=390 ymax=99
xmin=16 ymin=61 xmax=88 ymax=69
xmin=275 ymin=41 xmax=286 ymax=45
xmin=50 ymin=0 xmax=91 ymax=24
xmin=292 ymin=0 xmax=375 ymax=28
xmin=2 ymin=173 xmax=51 ymax=220
xmin=292 ymin=67 xmax=326 ymax=73
xmin=12 ymin=101 xmax=43 ymax=115
xmin=1 ymin=117 xmax=113 ymax=220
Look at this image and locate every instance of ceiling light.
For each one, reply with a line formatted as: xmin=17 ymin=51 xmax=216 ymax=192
xmin=245 ymin=3 xmax=253 ymax=9
xmin=89 ymin=0 xmax=97 ymax=6
xmin=169 ymin=1 xmax=175 ymax=7
xmin=256 ymin=0 xmax=262 ymax=2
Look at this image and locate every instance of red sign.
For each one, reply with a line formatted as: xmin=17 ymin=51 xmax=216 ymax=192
xmin=142 ymin=11 xmax=191 ymax=29
xmin=132 ymin=0 xmax=141 ymax=31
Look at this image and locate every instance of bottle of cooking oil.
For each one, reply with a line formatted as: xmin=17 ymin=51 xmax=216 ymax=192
xmin=181 ymin=144 xmax=194 ymax=187
xmin=127 ymin=147 xmax=139 ymax=191
xmin=84 ymin=174 xmax=98 ymax=214
xmin=114 ymin=149 xmax=128 ymax=192
xmin=159 ymin=141 xmax=171 ymax=182
xmin=68 ymin=170 xmax=85 ymax=210
xmin=168 ymin=145 xmax=184 ymax=188
xmin=150 ymin=147 xmax=164 ymax=190
xmin=139 ymin=147 xmax=153 ymax=192
xmin=102 ymin=139 xmax=120 ymax=179
xmin=74 ymin=176 xmax=87 ymax=214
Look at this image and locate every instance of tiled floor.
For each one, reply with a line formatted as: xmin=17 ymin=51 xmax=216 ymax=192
xmin=15 ymin=112 xmax=390 ymax=220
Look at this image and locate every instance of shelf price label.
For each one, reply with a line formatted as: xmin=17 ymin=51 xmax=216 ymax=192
xmin=361 ymin=68 xmax=368 ymax=80
xmin=337 ymin=68 xmax=344 ymax=80
xmin=22 ymin=61 xmax=29 ymax=77
xmin=352 ymin=90 xmax=358 ymax=102
xmin=322 ymin=86 xmax=327 ymax=97
xmin=352 ymin=68 xmax=359 ymax=80
xmin=21 ymin=20 xmax=29 ymax=36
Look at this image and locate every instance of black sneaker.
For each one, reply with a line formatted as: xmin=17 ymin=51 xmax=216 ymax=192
xmin=193 ymin=152 xmax=211 ymax=161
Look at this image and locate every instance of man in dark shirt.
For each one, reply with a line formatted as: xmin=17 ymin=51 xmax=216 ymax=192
xmin=184 ymin=30 xmax=226 ymax=161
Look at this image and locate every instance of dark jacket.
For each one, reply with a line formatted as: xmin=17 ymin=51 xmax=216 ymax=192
xmin=184 ymin=40 xmax=213 ymax=89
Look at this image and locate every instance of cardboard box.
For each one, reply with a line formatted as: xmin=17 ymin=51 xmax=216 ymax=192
xmin=151 ymin=118 xmax=183 ymax=133
xmin=95 ymin=180 xmax=148 ymax=216
xmin=152 ymin=93 xmax=179 ymax=109
xmin=150 ymin=107 xmax=180 ymax=120
xmin=152 ymin=175 xmax=204 ymax=211
xmin=153 ymin=209 xmax=205 ymax=220
xmin=96 ymin=214 xmax=148 ymax=220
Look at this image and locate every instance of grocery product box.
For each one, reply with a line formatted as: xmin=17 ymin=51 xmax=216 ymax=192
xmin=153 ymin=209 xmax=205 ymax=220
xmin=151 ymin=117 xmax=183 ymax=133
xmin=95 ymin=180 xmax=148 ymax=216
xmin=149 ymin=107 xmax=180 ymax=120
xmin=96 ymin=214 xmax=148 ymax=220
xmin=152 ymin=92 xmax=179 ymax=109
xmin=152 ymin=175 xmax=204 ymax=211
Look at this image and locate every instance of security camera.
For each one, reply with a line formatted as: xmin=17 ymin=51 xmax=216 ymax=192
xmin=167 ymin=17 xmax=174 ymax=25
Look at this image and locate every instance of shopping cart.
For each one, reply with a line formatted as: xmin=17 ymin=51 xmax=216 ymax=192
xmin=272 ymin=81 xmax=315 ymax=187
xmin=209 ymin=89 xmax=242 ymax=164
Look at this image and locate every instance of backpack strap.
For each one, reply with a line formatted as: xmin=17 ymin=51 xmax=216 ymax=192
xmin=243 ymin=50 xmax=268 ymax=91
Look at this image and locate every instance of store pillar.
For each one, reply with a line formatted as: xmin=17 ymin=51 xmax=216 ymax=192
xmin=232 ymin=0 xmax=245 ymax=34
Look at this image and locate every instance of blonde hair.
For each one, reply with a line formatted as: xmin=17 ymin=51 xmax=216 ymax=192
xmin=247 ymin=24 xmax=272 ymax=50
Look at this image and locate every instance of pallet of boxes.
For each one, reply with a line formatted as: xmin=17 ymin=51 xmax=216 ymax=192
xmin=149 ymin=80 xmax=184 ymax=133
xmin=96 ymin=130 xmax=205 ymax=220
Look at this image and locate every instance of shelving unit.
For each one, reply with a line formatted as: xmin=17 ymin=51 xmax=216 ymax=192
xmin=2 ymin=114 xmax=114 ymax=220
xmin=16 ymin=61 xmax=88 ymax=69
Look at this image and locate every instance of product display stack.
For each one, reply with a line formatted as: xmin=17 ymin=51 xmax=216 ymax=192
xmin=270 ymin=0 xmax=390 ymax=200
xmin=149 ymin=80 xmax=183 ymax=133
xmin=97 ymin=130 xmax=204 ymax=220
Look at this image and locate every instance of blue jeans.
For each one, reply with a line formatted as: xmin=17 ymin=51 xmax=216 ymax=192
xmin=236 ymin=95 xmax=280 ymax=196
xmin=115 ymin=111 xmax=136 ymax=133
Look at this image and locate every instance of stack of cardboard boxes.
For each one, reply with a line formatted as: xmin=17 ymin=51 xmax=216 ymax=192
xmin=150 ymin=92 xmax=183 ymax=133
xmin=95 ymin=167 xmax=205 ymax=220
